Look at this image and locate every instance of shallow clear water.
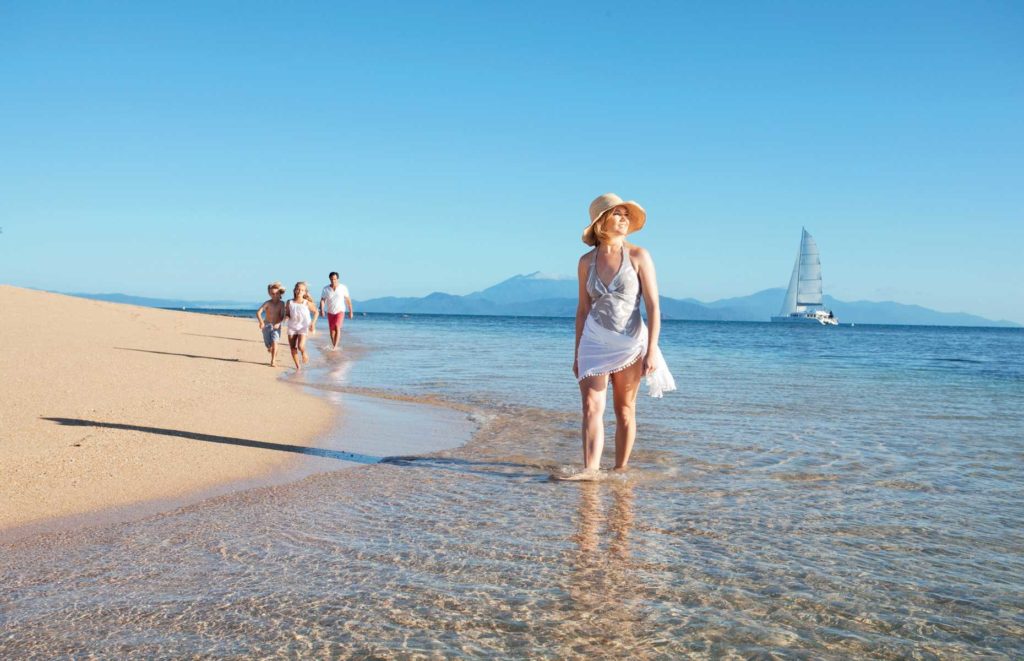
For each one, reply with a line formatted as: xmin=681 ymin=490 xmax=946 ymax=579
xmin=3 ymin=316 xmax=1023 ymax=658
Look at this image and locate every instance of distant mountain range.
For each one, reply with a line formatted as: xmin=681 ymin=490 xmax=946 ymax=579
xmin=65 ymin=292 xmax=254 ymax=309
xmin=357 ymin=273 xmax=1018 ymax=327
xmin=62 ymin=274 xmax=1020 ymax=327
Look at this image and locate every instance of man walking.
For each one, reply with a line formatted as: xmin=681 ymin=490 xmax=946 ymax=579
xmin=320 ymin=271 xmax=353 ymax=350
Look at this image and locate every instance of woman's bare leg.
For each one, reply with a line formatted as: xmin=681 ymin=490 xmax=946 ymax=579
xmin=289 ymin=335 xmax=301 ymax=370
xmin=610 ymin=359 xmax=643 ymax=469
xmin=578 ymin=374 xmax=608 ymax=470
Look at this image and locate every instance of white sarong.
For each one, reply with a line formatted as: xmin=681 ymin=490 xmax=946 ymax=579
xmin=577 ymin=315 xmax=677 ymax=398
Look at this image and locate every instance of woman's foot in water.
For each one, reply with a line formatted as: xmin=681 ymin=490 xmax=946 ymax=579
xmin=556 ymin=467 xmax=604 ymax=481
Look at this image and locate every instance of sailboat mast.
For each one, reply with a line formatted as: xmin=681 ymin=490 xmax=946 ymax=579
xmin=796 ymin=228 xmax=806 ymax=311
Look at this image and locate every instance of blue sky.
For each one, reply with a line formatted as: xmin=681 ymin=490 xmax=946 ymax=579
xmin=2 ymin=1 xmax=1022 ymax=322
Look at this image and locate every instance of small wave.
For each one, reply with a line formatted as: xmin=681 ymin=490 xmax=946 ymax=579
xmin=873 ymin=479 xmax=937 ymax=492
xmin=549 ymin=464 xmax=680 ymax=484
xmin=772 ymin=472 xmax=840 ymax=483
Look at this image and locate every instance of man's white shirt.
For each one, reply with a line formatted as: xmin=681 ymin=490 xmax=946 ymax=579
xmin=321 ymin=284 xmax=350 ymax=315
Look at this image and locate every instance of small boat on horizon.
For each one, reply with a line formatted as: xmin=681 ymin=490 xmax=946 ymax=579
xmin=771 ymin=228 xmax=839 ymax=326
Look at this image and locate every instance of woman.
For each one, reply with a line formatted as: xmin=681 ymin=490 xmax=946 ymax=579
xmin=570 ymin=193 xmax=676 ymax=478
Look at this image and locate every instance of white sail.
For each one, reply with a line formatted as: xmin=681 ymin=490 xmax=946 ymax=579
xmin=778 ymin=251 xmax=800 ymax=316
xmin=796 ymin=229 xmax=823 ymax=306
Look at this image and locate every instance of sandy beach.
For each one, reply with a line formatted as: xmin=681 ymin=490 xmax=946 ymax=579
xmin=0 ymin=285 xmax=335 ymax=536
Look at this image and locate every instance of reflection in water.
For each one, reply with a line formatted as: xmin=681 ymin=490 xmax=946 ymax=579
xmin=574 ymin=482 xmax=603 ymax=558
xmin=573 ymin=481 xmax=635 ymax=563
xmin=323 ymin=349 xmax=352 ymax=383
xmin=609 ymin=482 xmax=635 ymax=562
xmin=563 ymin=481 xmax=643 ymax=657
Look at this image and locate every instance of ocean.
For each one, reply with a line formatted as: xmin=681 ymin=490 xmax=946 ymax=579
xmin=3 ymin=315 xmax=1023 ymax=658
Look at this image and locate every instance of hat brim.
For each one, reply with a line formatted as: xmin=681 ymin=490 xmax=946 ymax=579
xmin=582 ymin=201 xmax=646 ymax=246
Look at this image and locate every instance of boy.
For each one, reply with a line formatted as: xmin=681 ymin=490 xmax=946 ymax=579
xmin=256 ymin=282 xmax=286 ymax=367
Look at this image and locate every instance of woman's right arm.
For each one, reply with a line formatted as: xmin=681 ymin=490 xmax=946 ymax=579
xmin=573 ymin=254 xmax=591 ymax=378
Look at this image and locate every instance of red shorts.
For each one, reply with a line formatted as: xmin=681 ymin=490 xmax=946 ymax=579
xmin=327 ymin=312 xmax=344 ymax=331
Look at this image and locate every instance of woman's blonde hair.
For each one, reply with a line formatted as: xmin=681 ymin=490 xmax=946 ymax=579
xmin=592 ymin=210 xmax=616 ymax=245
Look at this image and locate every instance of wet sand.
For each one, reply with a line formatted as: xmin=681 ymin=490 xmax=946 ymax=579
xmin=0 ymin=285 xmax=336 ymax=539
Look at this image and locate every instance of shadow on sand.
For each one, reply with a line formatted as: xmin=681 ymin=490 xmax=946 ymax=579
xmin=40 ymin=419 xmax=545 ymax=479
xmin=183 ymin=333 xmax=261 ymax=344
xmin=116 ymin=347 xmax=267 ymax=366
xmin=40 ymin=418 xmax=382 ymax=464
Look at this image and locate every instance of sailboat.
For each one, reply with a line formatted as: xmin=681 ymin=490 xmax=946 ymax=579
xmin=771 ymin=228 xmax=839 ymax=325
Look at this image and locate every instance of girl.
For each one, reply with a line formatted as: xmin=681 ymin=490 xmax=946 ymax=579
xmin=285 ymin=281 xmax=319 ymax=371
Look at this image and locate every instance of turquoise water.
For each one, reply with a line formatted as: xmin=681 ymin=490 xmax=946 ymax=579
xmin=3 ymin=315 xmax=1023 ymax=658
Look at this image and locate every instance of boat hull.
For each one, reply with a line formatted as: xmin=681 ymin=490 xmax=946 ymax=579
xmin=771 ymin=314 xmax=838 ymax=325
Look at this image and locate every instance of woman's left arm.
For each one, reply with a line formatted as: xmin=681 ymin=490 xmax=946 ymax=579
xmin=636 ymin=247 xmax=661 ymax=375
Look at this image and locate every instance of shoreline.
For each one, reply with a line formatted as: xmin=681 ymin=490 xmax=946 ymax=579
xmin=0 ymin=285 xmax=337 ymax=542
xmin=1 ymin=392 xmax=478 ymax=546
xmin=0 ymin=285 xmax=477 ymax=545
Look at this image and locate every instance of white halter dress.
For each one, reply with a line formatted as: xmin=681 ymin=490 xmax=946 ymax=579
xmin=286 ymin=299 xmax=312 ymax=336
xmin=576 ymin=246 xmax=677 ymax=398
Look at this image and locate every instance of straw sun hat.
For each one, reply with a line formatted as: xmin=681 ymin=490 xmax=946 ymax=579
xmin=582 ymin=193 xmax=647 ymax=246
